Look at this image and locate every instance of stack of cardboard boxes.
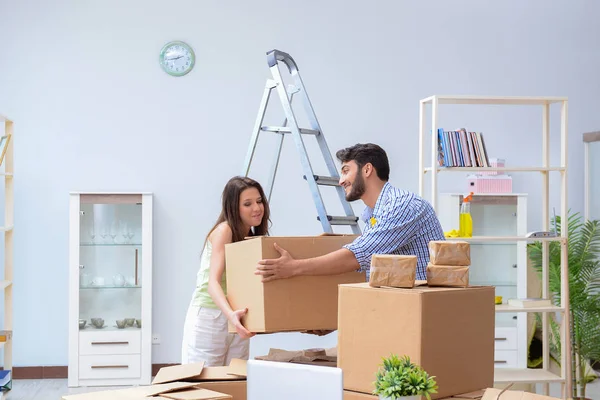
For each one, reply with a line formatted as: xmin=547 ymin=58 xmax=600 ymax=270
xmin=338 ymin=242 xmax=495 ymax=399
xmin=62 ymin=235 xmax=559 ymax=400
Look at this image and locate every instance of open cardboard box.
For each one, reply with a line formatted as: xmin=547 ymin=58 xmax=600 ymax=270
xmin=225 ymin=235 xmax=366 ymax=333
xmin=61 ymin=360 xmax=247 ymax=400
xmin=440 ymin=387 xmax=560 ymax=399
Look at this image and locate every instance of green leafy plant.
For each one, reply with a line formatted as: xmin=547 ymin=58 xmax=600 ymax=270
xmin=528 ymin=211 xmax=600 ymax=399
xmin=373 ymin=354 xmax=438 ymax=399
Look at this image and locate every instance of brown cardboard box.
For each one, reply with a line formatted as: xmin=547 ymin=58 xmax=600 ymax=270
xmin=480 ymin=388 xmax=560 ymax=399
xmin=337 ymin=283 xmax=495 ymax=399
xmin=433 ymin=387 xmax=559 ymax=400
xmin=225 ymin=235 xmax=366 ymax=333
xmin=62 ymin=361 xmax=247 ymax=400
xmin=344 ymin=390 xmax=378 ymax=399
xmin=61 ymin=382 xmax=231 ymax=400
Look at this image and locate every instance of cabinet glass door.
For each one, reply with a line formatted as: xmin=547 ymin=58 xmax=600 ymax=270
xmin=78 ymin=195 xmax=143 ymax=331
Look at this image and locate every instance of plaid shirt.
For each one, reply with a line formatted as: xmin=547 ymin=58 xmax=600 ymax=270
xmin=344 ymin=182 xmax=446 ymax=280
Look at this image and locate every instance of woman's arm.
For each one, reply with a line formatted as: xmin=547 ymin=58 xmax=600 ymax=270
xmin=207 ymin=223 xmax=255 ymax=339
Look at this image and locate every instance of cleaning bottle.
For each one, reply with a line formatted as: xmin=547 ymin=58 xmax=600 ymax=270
xmin=459 ymin=192 xmax=474 ymax=237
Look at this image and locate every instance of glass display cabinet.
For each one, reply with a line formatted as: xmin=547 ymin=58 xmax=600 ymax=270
xmin=68 ymin=192 xmax=153 ymax=387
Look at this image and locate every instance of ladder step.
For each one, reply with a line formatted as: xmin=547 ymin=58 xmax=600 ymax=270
xmin=303 ymin=175 xmax=339 ymax=186
xmin=261 ymin=126 xmax=320 ymax=135
xmin=317 ymin=215 xmax=359 ymax=226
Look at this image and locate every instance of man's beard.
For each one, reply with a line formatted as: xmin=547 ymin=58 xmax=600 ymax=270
xmin=346 ymin=173 xmax=366 ymax=202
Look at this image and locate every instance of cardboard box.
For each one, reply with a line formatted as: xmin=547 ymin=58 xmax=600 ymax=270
xmin=337 ymin=283 xmax=495 ymax=399
xmin=61 ymin=382 xmax=231 ymax=400
xmin=344 ymin=390 xmax=378 ymax=399
xmin=62 ymin=359 xmax=248 ymax=400
xmin=225 ymin=235 xmax=366 ymax=333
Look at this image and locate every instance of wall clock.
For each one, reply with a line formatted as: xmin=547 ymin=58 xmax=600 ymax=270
xmin=159 ymin=41 xmax=195 ymax=77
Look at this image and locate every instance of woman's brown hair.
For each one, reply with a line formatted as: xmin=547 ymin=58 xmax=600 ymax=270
xmin=204 ymin=176 xmax=271 ymax=246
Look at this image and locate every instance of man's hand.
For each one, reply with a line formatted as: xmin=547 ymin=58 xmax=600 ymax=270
xmin=255 ymin=243 xmax=299 ymax=282
xmin=228 ymin=308 xmax=255 ymax=339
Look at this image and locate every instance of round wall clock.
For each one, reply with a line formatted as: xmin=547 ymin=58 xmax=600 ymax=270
xmin=159 ymin=41 xmax=195 ymax=77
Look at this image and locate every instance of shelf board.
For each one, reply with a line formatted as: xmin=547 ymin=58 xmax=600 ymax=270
xmin=494 ymin=368 xmax=564 ymax=383
xmin=81 ymin=285 xmax=142 ymax=290
xmin=445 ymin=236 xmax=565 ymax=243
xmin=0 ymin=225 xmax=13 ymax=232
xmin=424 ymin=167 xmax=565 ymax=173
xmin=471 ymin=281 xmax=516 ymax=287
xmin=0 ymin=281 xmax=11 ymax=290
xmin=80 ymin=243 xmax=142 ymax=247
xmin=0 ymin=173 xmax=12 ymax=177
xmin=420 ymin=95 xmax=567 ymax=105
xmin=79 ymin=325 xmax=142 ymax=332
xmin=495 ymin=304 xmax=564 ymax=313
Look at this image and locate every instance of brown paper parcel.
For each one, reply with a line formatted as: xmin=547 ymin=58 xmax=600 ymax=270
xmin=369 ymin=254 xmax=417 ymax=288
xmin=255 ymin=347 xmax=337 ymax=367
xmin=429 ymin=240 xmax=470 ymax=266
xmin=426 ymin=263 xmax=469 ymax=287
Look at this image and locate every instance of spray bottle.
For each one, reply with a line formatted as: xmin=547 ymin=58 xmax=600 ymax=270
xmin=459 ymin=192 xmax=474 ymax=237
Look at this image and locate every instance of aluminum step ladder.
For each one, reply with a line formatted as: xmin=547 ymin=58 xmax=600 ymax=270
xmin=242 ymin=49 xmax=361 ymax=235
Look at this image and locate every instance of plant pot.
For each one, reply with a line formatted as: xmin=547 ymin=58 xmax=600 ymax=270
xmin=379 ymin=396 xmax=420 ymax=400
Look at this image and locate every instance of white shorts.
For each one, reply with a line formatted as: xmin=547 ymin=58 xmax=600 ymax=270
xmin=181 ymin=298 xmax=249 ymax=366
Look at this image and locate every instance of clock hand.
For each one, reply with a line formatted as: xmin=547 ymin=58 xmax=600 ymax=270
xmin=166 ymin=56 xmax=183 ymax=61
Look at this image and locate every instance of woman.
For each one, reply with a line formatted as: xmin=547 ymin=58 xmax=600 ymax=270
xmin=181 ymin=176 xmax=270 ymax=366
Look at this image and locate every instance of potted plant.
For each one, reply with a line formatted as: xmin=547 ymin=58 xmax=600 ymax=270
xmin=373 ymin=354 xmax=438 ymax=400
xmin=528 ymin=212 xmax=600 ymax=400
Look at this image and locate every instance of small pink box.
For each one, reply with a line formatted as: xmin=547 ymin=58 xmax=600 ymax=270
xmin=467 ymin=174 xmax=512 ymax=193
xmin=480 ymin=157 xmax=505 ymax=176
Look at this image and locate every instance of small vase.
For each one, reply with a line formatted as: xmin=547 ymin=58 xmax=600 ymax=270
xmin=379 ymin=396 xmax=420 ymax=400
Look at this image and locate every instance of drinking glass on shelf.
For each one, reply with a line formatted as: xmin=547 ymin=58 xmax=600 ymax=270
xmin=121 ymin=222 xmax=129 ymax=244
xmin=127 ymin=226 xmax=135 ymax=243
xmin=99 ymin=225 xmax=108 ymax=243
xmin=89 ymin=224 xmax=96 ymax=244
xmin=110 ymin=220 xmax=119 ymax=243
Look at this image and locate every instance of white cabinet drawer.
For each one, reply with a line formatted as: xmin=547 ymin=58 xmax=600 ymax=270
xmin=494 ymin=327 xmax=517 ymax=350
xmin=79 ymin=354 xmax=141 ymax=379
xmin=79 ymin=330 xmax=141 ymax=355
xmin=494 ymin=350 xmax=518 ymax=368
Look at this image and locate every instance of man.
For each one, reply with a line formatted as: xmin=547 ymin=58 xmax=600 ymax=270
xmin=255 ymin=143 xmax=445 ymax=282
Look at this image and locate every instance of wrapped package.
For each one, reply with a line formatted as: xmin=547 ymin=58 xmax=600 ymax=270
xmin=369 ymin=254 xmax=417 ymax=288
xmin=428 ymin=240 xmax=471 ymax=266
xmin=426 ymin=263 xmax=470 ymax=288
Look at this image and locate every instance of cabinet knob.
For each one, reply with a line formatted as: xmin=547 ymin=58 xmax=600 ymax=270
xmin=79 ymin=265 xmax=84 ymax=269
xmin=512 ymin=264 xmax=517 ymax=269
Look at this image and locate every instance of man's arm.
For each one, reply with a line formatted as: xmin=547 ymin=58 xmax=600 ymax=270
xmin=255 ymin=243 xmax=360 ymax=282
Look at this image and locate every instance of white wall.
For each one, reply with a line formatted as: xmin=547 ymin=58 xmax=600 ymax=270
xmin=0 ymin=0 xmax=599 ymax=366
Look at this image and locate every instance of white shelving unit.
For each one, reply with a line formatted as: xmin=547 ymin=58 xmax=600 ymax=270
xmin=0 ymin=115 xmax=13 ymax=399
xmin=438 ymin=193 xmax=529 ymax=371
xmin=418 ymin=95 xmax=571 ymax=398
xmin=68 ymin=192 xmax=153 ymax=387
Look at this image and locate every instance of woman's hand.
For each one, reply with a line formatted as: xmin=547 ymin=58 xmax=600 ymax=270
xmin=228 ymin=308 xmax=256 ymax=339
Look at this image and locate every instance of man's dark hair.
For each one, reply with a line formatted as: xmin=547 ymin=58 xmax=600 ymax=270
xmin=336 ymin=143 xmax=390 ymax=181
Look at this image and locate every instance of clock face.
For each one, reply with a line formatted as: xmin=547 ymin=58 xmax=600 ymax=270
xmin=159 ymin=41 xmax=195 ymax=77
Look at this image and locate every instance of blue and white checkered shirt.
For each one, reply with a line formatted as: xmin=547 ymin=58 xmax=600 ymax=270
xmin=344 ymin=182 xmax=446 ymax=281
